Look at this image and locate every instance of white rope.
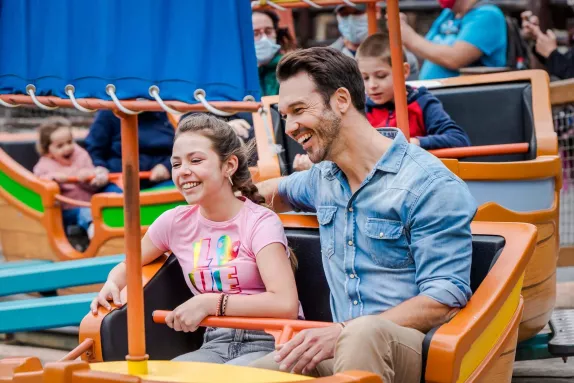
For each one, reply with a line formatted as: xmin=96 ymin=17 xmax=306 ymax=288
xmin=266 ymin=1 xmax=287 ymax=11
xmin=149 ymin=86 xmax=183 ymax=115
xmin=65 ymin=85 xmax=96 ymax=113
xmin=301 ymin=0 xmax=322 ymax=8
xmin=105 ymin=84 xmax=141 ymax=115
xmin=0 ymin=98 xmax=20 ymax=108
xmin=194 ymin=89 xmax=235 ymax=117
xmin=26 ymin=85 xmax=58 ymax=110
xmin=259 ymin=106 xmax=284 ymax=155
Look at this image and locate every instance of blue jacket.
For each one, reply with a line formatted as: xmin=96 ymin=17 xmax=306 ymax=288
xmin=85 ymin=111 xmax=175 ymax=175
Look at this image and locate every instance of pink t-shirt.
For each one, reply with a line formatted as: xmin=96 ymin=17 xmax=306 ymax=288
xmin=148 ymin=198 xmax=290 ymax=296
xmin=33 ymin=144 xmax=96 ymax=210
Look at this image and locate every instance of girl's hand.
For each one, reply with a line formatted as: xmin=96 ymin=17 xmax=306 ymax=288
xmin=165 ymin=294 xmax=217 ymax=333
xmin=149 ymin=164 xmax=170 ymax=182
xmin=51 ymin=172 xmax=69 ymax=183
xmin=90 ymin=280 xmax=123 ymax=314
xmin=91 ymin=166 xmax=109 ymax=188
xmin=77 ymin=169 xmax=95 ymax=183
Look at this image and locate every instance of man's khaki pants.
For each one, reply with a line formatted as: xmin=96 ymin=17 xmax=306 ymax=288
xmin=249 ymin=315 xmax=425 ymax=383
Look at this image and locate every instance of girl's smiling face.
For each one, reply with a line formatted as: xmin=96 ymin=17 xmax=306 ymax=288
xmin=170 ymin=131 xmax=236 ymax=206
xmin=48 ymin=127 xmax=75 ymax=165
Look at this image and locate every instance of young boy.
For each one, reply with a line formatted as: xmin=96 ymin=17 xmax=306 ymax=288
xmin=357 ymin=32 xmax=471 ymax=150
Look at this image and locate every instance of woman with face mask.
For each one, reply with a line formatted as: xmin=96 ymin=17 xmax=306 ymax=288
xmin=252 ymin=10 xmax=296 ymax=97
xmin=226 ymin=10 xmax=296 ymax=160
xmin=330 ymin=4 xmax=419 ymax=81
xmin=398 ymin=0 xmax=507 ymax=80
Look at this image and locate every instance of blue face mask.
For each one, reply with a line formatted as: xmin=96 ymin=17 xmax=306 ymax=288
xmin=337 ymin=14 xmax=369 ymax=45
xmin=255 ymin=36 xmax=281 ymax=66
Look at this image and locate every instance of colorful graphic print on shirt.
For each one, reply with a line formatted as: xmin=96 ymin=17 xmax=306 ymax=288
xmin=189 ymin=235 xmax=242 ymax=294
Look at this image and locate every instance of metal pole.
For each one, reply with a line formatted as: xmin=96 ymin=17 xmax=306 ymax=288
xmin=117 ymin=112 xmax=148 ymax=375
xmin=385 ymin=0 xmax=410 ymax=139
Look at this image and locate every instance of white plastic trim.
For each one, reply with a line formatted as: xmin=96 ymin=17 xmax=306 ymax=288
xmin=26 ymin=85 xmax=58 ymax=110
xmin=65 ymin=85 xmax=96 ymax=113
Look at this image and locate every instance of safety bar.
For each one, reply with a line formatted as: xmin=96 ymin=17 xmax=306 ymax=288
xmin=429 ymin=142 xmax=529 ymax=159
xmin=152 ymin=311 xmax=332 ymax=345
xmin=63 ymin=171 xmax=152 ymax=183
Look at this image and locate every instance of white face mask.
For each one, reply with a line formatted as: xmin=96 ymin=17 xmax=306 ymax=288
xmin=255 ymin=36 xmax=281 ymax=66
xmin=337 ymin=13 xmax=369 ymax=45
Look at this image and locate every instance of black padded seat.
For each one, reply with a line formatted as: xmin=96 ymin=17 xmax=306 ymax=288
xmin=99 ymin=229 xmax=505 ymax=364
xmin=431 ymin=82 xmax=536 ymax=162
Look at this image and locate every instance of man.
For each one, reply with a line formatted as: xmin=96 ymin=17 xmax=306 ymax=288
xmin=330 ymin=3 xmax=420 ymax=81
xmin=250 ymin=47 xmax=477 ymax=383
xmin=399 ymin=0 xmax=507 ymax=79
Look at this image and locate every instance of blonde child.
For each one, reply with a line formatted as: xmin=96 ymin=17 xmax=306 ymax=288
xmin=91 ymin=113 xmax=300 ymax=365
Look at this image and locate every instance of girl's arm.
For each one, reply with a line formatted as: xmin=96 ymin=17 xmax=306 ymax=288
xmin=211 ymin=243 xmax=299 ymax=319
xmin=166 ymin=242 xmax=300 ymax=332
xmin=90 ymin=232 xmax=165 ymax=313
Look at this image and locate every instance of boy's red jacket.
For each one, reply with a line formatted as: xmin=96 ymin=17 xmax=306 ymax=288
xmin=365 ymin=86 xmax=471 ymax=150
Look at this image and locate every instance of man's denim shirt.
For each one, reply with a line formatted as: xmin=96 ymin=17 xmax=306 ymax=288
xmin=278 ymin=129 xmax=478 ymax=322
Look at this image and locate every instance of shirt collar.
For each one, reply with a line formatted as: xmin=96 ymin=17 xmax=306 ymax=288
xmin=320 ymin=128 xmax=408 ymax=179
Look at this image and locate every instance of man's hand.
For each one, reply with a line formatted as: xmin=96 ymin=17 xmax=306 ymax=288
xmin=149 ymin=164 xmax=170 ymax=182
xmin=228 ymin=119 xmax=252 ymax=141
xmin=90 ymin=166 xmax=109 ymax=188
xmin=292 ymin=154 xmax=313 ymax=172
xmin=535 ymin=29 xmax=558 ymax=59
xmin=274 ymin=325 xmax=342 ymax=375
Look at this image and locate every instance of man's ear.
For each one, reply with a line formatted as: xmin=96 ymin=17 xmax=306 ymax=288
xmin=332 ymin=87 xmax=352 ymax=115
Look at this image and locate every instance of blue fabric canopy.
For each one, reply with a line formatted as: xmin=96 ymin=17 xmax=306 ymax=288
xmin=0 ymin=0 xmax=261 ymax=103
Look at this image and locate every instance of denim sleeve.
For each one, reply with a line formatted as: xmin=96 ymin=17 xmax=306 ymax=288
xmin=408 ymin=175 xmax=477 ymax=308
xmin=277 ymin=167 xmax=319 ymax=213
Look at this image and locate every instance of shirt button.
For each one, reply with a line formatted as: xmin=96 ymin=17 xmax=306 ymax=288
xmin=348 ymin=207 xmax=353 ymax=212
xmin=353 ymin=300 xmax=358 ymax=305
xmin=348 ymin=240 xmax=353 ymax=246
xmin=350 ymin=274 xmax=355 ymax=279
xmin=379 ymin=232 xmax=384 ymax=238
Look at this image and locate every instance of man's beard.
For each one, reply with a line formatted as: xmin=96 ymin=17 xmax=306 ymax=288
xmin=308 ymin=109 xmax=342 ymax=164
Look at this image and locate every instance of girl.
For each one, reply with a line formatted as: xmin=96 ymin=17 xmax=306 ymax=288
xmin=33 ymin=117 xmax=100 ymax=240
xmin=90 ymin=113 xmax=300 ymax=366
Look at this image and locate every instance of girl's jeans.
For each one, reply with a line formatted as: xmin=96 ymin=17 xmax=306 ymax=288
xmin=172 ymin=327 xmax=275 ymax=366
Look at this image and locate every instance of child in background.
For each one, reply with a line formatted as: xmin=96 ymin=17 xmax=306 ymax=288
xmin=33 ymin=117 xmax=101 ymax=242
xmin=357 ymin=32 xmax=471 ymax=150
xmin=91 ymin=113 xmax=300 ymax=365
xmin=292 ymin=33 xmax=470 ymax=172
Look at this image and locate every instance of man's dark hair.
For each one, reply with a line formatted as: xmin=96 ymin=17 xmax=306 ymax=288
xmin=276 ymin=47 xmax=366 ymax=115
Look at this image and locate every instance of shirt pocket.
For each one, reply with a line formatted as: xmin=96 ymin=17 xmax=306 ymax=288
xmin=364 ymin=218 xmax=413 ymax=269
xmin=317 ymin=206 xmax=337 ymax=259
